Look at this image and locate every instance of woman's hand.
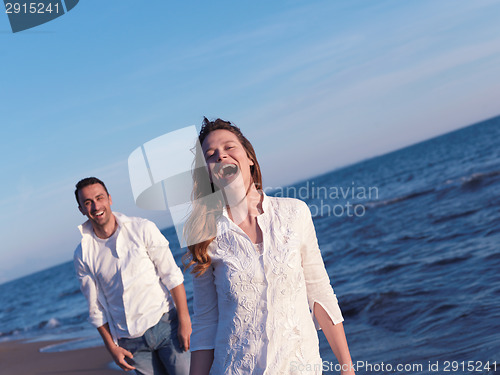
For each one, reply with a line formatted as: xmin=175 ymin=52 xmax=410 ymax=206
xmin=314 ymin=303 xmax=355 ymax=375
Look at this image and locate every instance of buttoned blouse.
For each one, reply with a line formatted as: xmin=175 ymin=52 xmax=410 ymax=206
xmin=191 ymin=195 xmax=344 ymax=374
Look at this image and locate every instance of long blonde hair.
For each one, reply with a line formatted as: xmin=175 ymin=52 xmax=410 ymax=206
xmin=183 ymin=118 xmax=262 ymax=276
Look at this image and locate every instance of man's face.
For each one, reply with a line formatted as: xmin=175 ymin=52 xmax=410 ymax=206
xmin=78 ymin=183 xmax=113 ymax=228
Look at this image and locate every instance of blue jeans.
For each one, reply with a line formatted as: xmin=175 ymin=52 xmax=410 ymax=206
xmin=118 ymin=309 xmax=190 ymax=375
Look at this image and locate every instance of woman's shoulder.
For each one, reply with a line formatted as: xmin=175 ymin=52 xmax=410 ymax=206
xmin=265 ymin=195 xmax=309 ymax=213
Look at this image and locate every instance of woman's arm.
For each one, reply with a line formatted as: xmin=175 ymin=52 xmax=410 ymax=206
xmin=315 ymin=303 xmax=355 ymax=375
xmin=298 ymin=200 xmax=354 ymax=373
xmin=190 ymin=349 xmax=215 ymax=375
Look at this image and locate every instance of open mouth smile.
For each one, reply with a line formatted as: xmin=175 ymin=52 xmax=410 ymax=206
xmin=216 ymin=163 xmax=239 ymax=179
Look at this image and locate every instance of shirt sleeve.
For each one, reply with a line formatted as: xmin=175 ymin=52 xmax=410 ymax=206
xmin=299 ymin=201 xmax=344 ymax=329
xmin=142 ymin=221 xmax=184 ymax=291
xmin=190 ymin=264 xmax=219 ymax=351
xmin=73 ymin=245 xmax=108 ymax=328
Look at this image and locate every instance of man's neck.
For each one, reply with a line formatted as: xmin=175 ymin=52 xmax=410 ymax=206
xmin=92 ymin=214 xmax=118 ymax=239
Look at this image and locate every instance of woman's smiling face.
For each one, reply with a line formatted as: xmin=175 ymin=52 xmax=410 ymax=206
xmin=201 ymin=129 xmax=255 ymax=190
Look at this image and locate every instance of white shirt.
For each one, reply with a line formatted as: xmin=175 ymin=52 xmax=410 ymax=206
xmin=74 ymin=212 xmax=184 ymax=341
xmin=190 ymin=195 xmax=344 ymax=375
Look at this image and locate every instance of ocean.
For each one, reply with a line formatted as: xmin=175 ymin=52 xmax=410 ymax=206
xmin=1 ymin=117 xmax=499 ymax=374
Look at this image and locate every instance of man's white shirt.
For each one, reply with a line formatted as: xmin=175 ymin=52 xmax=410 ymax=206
xmin=74 ymin=212 xmax=184 ymax=341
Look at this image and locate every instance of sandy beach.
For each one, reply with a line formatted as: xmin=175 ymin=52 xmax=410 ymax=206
xmin=0 ymin=339 xmax=122 ymax=375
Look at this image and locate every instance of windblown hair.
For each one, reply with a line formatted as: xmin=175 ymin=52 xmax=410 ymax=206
xmin=184 ymin=117 xmax=262 ymax=276
xmin=74 ymin=177 xmax=109 ymax=206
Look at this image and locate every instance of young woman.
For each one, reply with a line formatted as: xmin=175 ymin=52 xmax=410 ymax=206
xmin=185 ymin=118 xmax=355 ymax=375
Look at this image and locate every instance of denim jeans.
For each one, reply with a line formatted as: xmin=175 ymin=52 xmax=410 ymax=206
xmin=118 ymin=309 xmax=190 ymax=375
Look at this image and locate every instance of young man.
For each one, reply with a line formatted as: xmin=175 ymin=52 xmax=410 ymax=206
xmin=73 ymin=177 xmax=191 ymax=375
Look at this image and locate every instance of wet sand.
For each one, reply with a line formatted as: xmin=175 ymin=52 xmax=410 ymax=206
xmin=0 ymin=339 xmax=122 ymax=375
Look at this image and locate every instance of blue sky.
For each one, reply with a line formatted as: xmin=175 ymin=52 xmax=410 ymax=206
xmin=1 ymin=0 xmax=500 ymax=283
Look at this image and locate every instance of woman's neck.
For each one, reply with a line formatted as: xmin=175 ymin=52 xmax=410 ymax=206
xmin=225 ymin=184 xmax=262 ymax=226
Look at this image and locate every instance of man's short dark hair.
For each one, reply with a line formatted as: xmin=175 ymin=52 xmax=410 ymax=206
xmin=75 ymin=177 xmax=109 ymax=206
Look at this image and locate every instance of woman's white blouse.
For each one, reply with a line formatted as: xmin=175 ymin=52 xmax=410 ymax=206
xmin=191 ymin=195 xmax=344 ymax=374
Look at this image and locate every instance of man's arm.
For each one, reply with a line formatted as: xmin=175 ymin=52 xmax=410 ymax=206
xmin=97 ymin=324 xmax=136 ymax=371
xmin=170 ymin=283 xmax=192 ymax=351
xmin=74 ymin=248 xmax=136 ymax=371
xmin=141 ymin=220 xmax=192 ymax=350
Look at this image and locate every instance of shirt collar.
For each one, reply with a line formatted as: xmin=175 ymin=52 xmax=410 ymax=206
xmin=78 ymin=211 xmax=128 ymax=237
xmin=220 ymin=190 xmax=269 ymax=221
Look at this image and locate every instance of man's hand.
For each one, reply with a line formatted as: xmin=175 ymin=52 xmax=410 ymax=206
xmin=108 ymin=344 xmax=136 ymax=371
xmin=177 ymin=315 xmax=192 ymax=351
xmin=170 ymin=284 xmax=192 ymax=351
xmin=97 ymin=324 xmax=136 ymax=371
